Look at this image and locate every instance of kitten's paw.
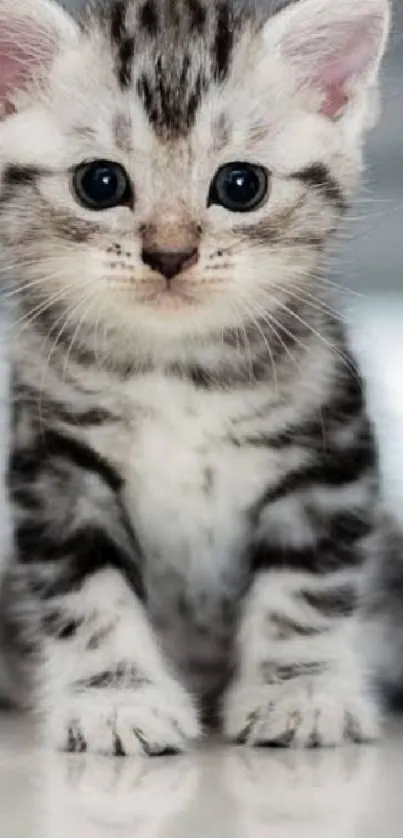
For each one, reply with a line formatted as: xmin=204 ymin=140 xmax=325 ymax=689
xmin=223 ymin=677 xmax=380 ymax=748
xmin=47 ymin=680 xmax=201 ymax=757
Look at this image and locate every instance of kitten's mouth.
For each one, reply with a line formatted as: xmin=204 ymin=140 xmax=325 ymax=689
xmin=136 ymin=278 xmax=202 ymax=310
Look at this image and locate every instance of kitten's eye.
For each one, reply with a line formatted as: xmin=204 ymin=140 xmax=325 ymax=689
xmin=72 ymin=161 xmax=132 ymax=211
xmin=208 ymin=163 xmax=269 ymax=213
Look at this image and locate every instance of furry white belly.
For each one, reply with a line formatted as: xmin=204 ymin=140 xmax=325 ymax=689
xmin=120 ymin=402 xmax=269 ymax=698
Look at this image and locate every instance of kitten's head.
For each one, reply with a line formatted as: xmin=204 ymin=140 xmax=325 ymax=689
xmin=0 ymin=0 xmax=390 ymax=360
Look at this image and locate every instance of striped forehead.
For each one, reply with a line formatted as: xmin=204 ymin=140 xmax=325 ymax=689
xmin=101 ymin=0 xmax=245 ymax=139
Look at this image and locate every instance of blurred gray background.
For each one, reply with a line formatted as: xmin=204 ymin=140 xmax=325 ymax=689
xmin=347 ymin=1 xmax=403 ymax=292
xmin=60 ymin=0 xmax=403 ymax=293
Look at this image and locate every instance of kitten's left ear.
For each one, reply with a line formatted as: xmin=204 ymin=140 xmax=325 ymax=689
xmin=265 ymin=0 xmax=390 ymax=118
xmin=0 ymin=0 xmax=79 ymax=115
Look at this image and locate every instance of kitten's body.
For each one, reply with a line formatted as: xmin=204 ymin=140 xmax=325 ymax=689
xmin=8 ymin=301 xmax=360 ymax=708
xmin=0 ymin=0 xmax=396 ymax=753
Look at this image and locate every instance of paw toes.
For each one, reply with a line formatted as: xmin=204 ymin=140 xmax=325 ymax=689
xmin=224 ymin=679 xmax=380 ymax=749
xmin=66 ymin=722 xmax=87 ymax=753
xmin=49 ymin=683 xmax=200 ymax=757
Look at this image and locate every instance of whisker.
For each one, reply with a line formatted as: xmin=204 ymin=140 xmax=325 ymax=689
xmin=270 ymin=296 xmax=360 ymax=380
xmin=245 ymin=297 xmax=304 ymax=378
xmin=62 ymin=294 xmax=100 ymax=384
xmin=266 ymin=281 xmax=352 ymax=327
xmin=227 ymin=299 xmax=255 ymax=380
xmin=37 ymin=288 xmax=97 ymax=426
xmin=94 ymin=298 xmax=110 ymax=371
xmin=0 ymin=271 xmax=73 ymax=304
xmin=9 ymin=284 xmax=78 ymax=337
xmin=312 ymin=273 xmax=362 ymax=298
xmin=238 ymin=297 xmax=279 ymax=393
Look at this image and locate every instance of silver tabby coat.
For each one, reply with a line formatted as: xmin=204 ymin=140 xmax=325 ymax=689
xmin=0 ymin=0 xmax=397 ymax=754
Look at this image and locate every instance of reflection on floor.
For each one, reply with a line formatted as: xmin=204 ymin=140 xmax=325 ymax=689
xmin=1 ymin=713 xmax=403 ymax=837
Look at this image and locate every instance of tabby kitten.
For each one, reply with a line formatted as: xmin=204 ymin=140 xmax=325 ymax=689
xmin=0 ymin=0 xmax=393 ymax=754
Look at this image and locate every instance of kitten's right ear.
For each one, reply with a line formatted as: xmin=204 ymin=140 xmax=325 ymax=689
xmin=0 ymin=0 xmax=78 ymax=115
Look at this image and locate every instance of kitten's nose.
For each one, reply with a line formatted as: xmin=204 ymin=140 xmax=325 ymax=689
xmin=141 ymin=247 xmax=199 ymax=280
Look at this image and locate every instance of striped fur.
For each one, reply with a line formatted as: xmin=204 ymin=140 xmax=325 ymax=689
xmin=0 ymin=0 xmax=394 ymax=753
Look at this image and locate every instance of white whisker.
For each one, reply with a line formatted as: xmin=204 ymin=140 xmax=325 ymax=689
xmin=245 ymin=297 xmax=305 ymax=378
xmin=238 ymin=296 xmax=278 ymax=393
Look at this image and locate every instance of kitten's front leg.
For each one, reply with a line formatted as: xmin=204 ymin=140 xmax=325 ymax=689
xmin=41 ymin=567 xmax=200 ymax=756
xmin=223 ymin=570 xmax=379 ymax=748
xmin=8 ymin=406 xmax=200 ymax=756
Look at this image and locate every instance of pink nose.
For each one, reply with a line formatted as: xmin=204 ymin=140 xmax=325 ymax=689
xmin=141 ymin=247 xmax=199 ymax=280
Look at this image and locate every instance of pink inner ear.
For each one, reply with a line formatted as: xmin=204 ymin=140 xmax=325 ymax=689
xmin=286 ymin=15 xmax=384 ymax=119
xmin=0 ymin=33 xmax=51 ymax=115
xmin=320 ymin=85 xmax=349 ymax=119
xmin=0 ymin=50 xmax=27 ymax=113
xmin=316 ymin=20 xmax=381 ymax=117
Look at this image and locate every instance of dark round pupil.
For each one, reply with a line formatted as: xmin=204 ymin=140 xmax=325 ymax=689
xmin=224 ymin=167 xmax=260 ymax=205
xmin=83 ymin=166 xmax=119 ymax=203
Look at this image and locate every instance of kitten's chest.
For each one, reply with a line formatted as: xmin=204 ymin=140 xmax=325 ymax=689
xmin=117 ymin=378 xmax=274 ymax=692
xmin=120 ymin=378 xmax=269 ymax=576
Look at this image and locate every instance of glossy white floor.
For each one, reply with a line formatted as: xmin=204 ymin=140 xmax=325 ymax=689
xmin=1 ymin=712 xmax=403 ymax=838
